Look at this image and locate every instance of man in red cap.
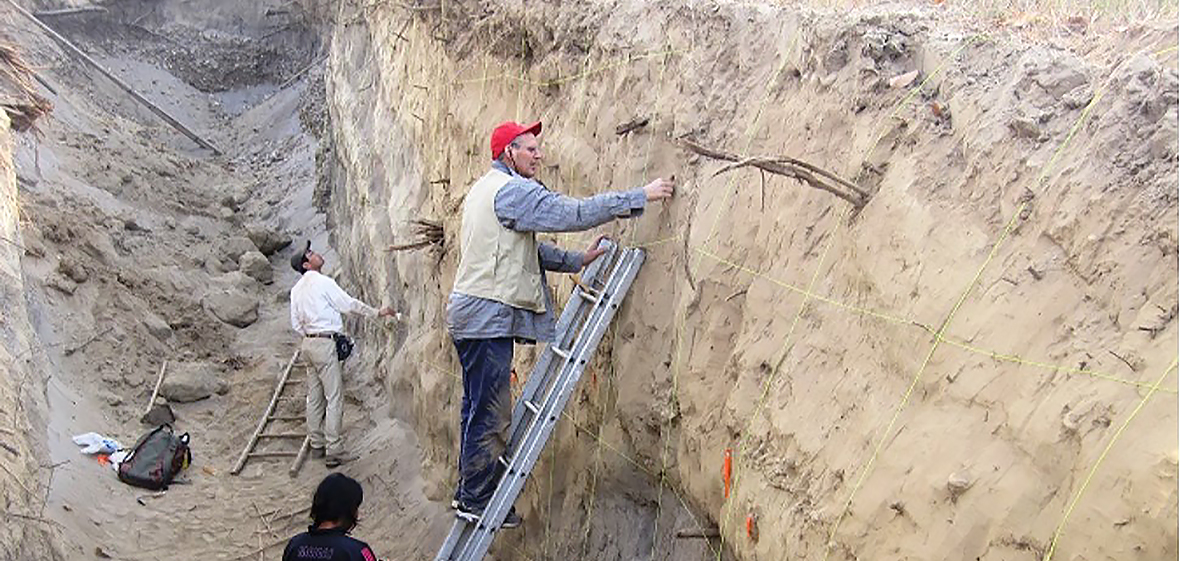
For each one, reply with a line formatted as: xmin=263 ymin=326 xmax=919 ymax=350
xmin=446 ymin=120 xmax=674 ymax=527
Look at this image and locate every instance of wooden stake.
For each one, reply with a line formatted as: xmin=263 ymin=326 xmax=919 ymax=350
xmin=6 ymin=0 xmax=223 ymax=155
xmin=142 ymin=360 xmax=167 ymax=419
xmin=723 ymin=448 xmax=733 ymax=499
xmin=33 ymin=5 xmax=107 ymax=16
xmin=675 ymin=528 xmax=720 ymax=539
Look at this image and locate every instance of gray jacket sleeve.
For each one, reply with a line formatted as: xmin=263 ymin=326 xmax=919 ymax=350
xmin=494 ymin=179 xmax=646 ymax=233
xmin=538 ymin=243 xmax=583 ymax=273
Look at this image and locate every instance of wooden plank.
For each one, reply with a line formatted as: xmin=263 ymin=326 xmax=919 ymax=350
xmin=675 ymin=528 xmax=720 ymax=539
xmin=5 ymin=0 xmax=223 ymax=154
xmin=231 ymin=350 xmax=300 ymax=474
xmin=142 ymin=360 xmax=168 ymax=419
xmin=247 ymin=451 xmax=298 ymax=458
xmin=33 ymin=6 xmax=107 ymax=16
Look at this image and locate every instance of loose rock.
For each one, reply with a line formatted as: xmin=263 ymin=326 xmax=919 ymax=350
xmin=202 ymin=288 xmax=259 ymax=328
xmin=947 ymin=471 xmax=974 ymax=499
xmin=142 ymin=311 xmax=173 ymax=341
xmin=141 ymin=403 xmax=176 ymax=426
xmin=888 ymin=69 xmax=919 ymax=89
xmin=246 ymin=225 xmax=292 ymax=256
xmin=159 ymin=361 xmax=229 ymax=403
xmin=238 ymin=250 xmax=273 ymax=284
xmin=57 ymin=256 xmax=89 ymax=284
xmin=224 ymin=236 xmax=257 ymax=262
xmin=46 ymin=274 xmax=77 ymax=295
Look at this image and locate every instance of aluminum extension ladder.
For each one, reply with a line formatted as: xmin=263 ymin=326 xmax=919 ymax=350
xmin=433 ymin=240 xmax=646 ymax=561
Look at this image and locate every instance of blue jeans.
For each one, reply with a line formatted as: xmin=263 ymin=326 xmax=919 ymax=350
xmin=453 ymin=337 xmax=514 ymax=510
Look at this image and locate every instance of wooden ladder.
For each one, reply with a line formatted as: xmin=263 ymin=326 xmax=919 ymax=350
xmin=231 ymin=350 xmax=311 ymax=476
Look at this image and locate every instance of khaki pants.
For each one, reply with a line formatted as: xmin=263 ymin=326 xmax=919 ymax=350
xmin=301 ymin=337 xmax=344 ymax=457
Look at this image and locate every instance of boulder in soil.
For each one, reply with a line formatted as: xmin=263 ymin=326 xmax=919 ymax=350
xmin=202 ymin=288 xmax=259 ymax=328
xmin=141 ymin=403 xmax=176 ymax=426
xmin=159 ymin=361 xmax=228 ymax=403
xmin=224 ymin=236 xmax=257 ymax=262
xmin=238 ymin=250 xmax=273 ymax=284
xmin=46 ymin=274 xmax=77 ymax=294
xmin=246 ymin=225 xmax=292 ymax=256
xmin=57 ymin=256 xmax=89 ymax=284
xmin=142 ymin=311 xmax=173 ymax=341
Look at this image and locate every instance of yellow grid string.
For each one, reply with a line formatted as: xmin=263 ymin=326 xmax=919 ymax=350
xmin=650 ymin=30 xmax=802 ymax=560
xmin=692 ymin=245 xmax=1174 ymax=393
xmin=1042 ymin=358 xmax=1178 ymax=561
xmin=712 ymin=34 xmax=986 ymax=557
xmin=715 ymin=213 xmax=845 ymax=555
xmin=692 ymin=246 xmax=913 ymax=325
xmin=822 ymin=59 xmax=1111 ymax=561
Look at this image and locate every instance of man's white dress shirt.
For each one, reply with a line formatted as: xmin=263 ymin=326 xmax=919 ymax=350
xmin=289 ymin=270 xmax=377 ymax=335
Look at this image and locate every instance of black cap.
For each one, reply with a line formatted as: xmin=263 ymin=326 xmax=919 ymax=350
xmin=290 ymin=240 xmax=312 ymax=273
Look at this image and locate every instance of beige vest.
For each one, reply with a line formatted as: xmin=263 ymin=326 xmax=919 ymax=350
xmin=453 ymin=169 xmax=547 ymax=313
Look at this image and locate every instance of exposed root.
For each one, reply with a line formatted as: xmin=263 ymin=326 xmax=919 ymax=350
xmin=678 ymin=137 xmax=868 ymax=208
xmin=615 ymin=116 xmax=649 ymax=136
xmin=387 ymin=217 xmax=443 ymax=252
xmin=0 ymin=43 xmax=52 ymax=131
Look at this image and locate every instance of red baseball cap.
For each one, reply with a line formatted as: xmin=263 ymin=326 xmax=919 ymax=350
xmin=490 ymin=121 xmax=542 ymax=160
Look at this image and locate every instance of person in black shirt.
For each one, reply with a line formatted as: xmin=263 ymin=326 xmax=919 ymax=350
xmin=283 ymin=473 xmax=378 ymax=561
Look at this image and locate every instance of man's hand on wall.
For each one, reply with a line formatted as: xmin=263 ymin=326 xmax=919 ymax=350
xmin=582 ymin=235 xmax=609 ymax=267
xmin=643 ymin=177 xmax=675 ymax=201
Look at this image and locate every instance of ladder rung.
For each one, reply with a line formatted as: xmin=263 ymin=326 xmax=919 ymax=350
xmin=523 ymin=400 xmax=540 ymax=415
xmin=577 ymin=290 xmax=600 ymax=304
xmin=248 ymin=451 xmax=298 ymax=458
xmin=258 ymin=433 xmax=306 ymax=438
xmin=497 ymin=455 xmax=509 ymax=468
xmin=551 ymin=347 xmax=571 ymax=359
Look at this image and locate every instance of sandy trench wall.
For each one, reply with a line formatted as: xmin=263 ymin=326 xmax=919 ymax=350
xmin=0 ymin=113 xmax=64 ymax=561
xmin=321 ymin=1 xmax=1178 ymax=559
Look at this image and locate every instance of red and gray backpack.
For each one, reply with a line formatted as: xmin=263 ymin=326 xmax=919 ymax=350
xmin=117 ymin=424 xmax=192 ymax=490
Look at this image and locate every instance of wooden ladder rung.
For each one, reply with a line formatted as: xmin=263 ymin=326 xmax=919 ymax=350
xmin=248 ymin=451 xmax=299 ymax=458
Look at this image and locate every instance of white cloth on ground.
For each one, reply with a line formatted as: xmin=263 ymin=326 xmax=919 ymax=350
xmin=72 ymin=432 xmax=121 ymax=455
